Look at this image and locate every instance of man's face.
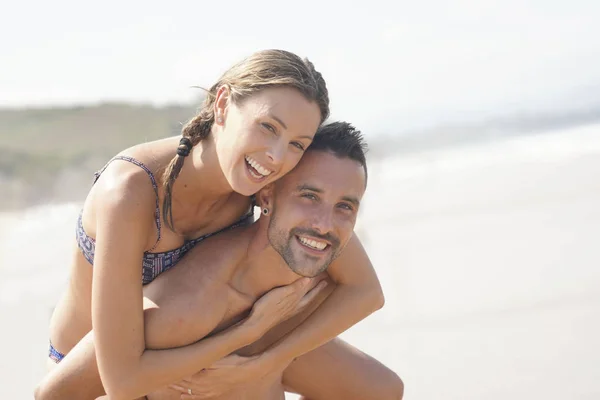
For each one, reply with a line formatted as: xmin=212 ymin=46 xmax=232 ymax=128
xmin=266 ymin=150 xmax=366 ymax=277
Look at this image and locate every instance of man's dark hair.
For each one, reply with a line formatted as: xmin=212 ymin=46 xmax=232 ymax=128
xmin=308 ymin=121 xmax=368 ymax=185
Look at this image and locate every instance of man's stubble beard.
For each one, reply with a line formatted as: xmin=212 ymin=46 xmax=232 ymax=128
xmin=266 ymin=208 xmax=339 ymax=278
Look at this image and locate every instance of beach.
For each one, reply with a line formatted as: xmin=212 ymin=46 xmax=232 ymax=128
xmin=2 ymin=123 xmax=599 ymax=399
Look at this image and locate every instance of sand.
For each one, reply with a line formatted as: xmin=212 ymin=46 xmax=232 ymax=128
xmin=2 ymin=123 xmax=599 ymax=399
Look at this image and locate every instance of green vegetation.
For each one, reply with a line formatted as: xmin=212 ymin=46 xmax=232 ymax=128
xmin=0 ymin=102 xmax=196 ymax=210
xmin=2 ymin=101 xmax=598 ymax=210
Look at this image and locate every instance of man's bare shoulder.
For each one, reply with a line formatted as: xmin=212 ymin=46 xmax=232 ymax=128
xmin=159 ymin=223 xmax=255 ymax=286
xmin=187 ymin=223 xmax=253 ymax=271
xmin=141 ymin=224 xmax=256 ymax=349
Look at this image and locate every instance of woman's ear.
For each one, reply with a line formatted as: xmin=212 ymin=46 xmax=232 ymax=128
xmin=213 ymin=85 xmax=231 ymax=125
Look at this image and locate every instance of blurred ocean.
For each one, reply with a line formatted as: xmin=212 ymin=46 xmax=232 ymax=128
xmin=1 ymin=123 xmax=600 ymax=399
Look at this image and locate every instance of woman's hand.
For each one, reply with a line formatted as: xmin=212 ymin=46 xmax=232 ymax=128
xmin=168 ymin=354 xmax=266 ymax=399
xmin=245 ymin=277 xmax=328 ymax=340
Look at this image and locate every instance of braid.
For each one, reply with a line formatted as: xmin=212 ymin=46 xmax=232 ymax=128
xmin=161 ymin=110 xmax=214 ymax=232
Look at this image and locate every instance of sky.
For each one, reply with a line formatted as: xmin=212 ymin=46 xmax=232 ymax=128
xmin=1 ymin=0 xmax=599 ymax=134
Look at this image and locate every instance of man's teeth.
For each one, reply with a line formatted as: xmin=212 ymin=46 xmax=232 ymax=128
xmin=245 ymin=156 xmax=272 ymax=177
xmin=299 ymin=236 xmax=327 ymax=251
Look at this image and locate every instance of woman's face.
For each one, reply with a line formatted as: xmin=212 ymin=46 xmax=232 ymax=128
xmin=214 ymin=86 xmax=322 ymax=196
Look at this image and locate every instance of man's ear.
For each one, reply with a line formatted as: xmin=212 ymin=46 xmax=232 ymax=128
xmin=257 ymin=183 xmax=275 ymax=210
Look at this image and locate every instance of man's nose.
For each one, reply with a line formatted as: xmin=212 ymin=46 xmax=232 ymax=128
xmin=310 ymin=206 xmax=334 ymax=235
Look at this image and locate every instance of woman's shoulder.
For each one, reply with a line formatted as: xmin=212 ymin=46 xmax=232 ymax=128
xmin=82 ymin=139 xmax=176 ymax=221
xmin=92 ymin=137 xmax=178 ymax=197
xmin=92 ymin=159 xmax=158 ymax=203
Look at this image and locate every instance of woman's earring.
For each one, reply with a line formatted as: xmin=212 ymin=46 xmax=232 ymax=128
xmin=262 ymin=208 xmax=269 ymax=216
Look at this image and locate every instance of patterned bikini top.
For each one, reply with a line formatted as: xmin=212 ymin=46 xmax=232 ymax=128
xmin=76 ymin=155 xmax=254 ymax=285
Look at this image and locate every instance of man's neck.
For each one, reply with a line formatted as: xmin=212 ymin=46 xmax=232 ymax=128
xmin=230 ymin=220 xmax=301 ymax=298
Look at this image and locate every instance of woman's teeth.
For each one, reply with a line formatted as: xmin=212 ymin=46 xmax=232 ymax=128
xmin=245 ymin=156 xmax=272 ymax=178
xmin=298 ymin=236 xmax=328 ymax=251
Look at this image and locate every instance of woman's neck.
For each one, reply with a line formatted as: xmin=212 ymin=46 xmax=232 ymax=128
xmin=175 ymin=133 xmax=233 ymax=204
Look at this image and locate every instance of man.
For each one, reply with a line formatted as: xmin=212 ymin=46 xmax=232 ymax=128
xmin=35 ymin=122 xmax=403 ymax=400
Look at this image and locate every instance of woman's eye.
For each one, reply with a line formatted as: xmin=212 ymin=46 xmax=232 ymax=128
xmin=291 ymin=142 xmax=305 ymax=151
xmin=262 ymin=123 xmax=276 ymax=134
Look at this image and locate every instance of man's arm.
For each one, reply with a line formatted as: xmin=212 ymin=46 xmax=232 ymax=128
xmin=260 ymin=233 xmax=384 ymax=368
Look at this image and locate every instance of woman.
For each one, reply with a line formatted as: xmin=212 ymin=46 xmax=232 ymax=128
xmin=43 ymin=49 xmax=400 ymax=399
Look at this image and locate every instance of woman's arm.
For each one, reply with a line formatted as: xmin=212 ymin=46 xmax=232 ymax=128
xmin=259 ymin=232 xmax=384 ymax=368
xmin=34 ymin=276 xmax=318 ymax=400
xmin=39 ymin=165 xmax=317 ymax=400
xmin=34 ymin=319 xmax=253 ymax=400
xmin=86 ymin=172 xmax=263 ymax=400
xmin=169 ymin=232 xmax=384 ymax=397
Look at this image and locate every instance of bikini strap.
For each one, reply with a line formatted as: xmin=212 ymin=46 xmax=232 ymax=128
xmin=93 ymin=155 xmax=162 ymax=251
